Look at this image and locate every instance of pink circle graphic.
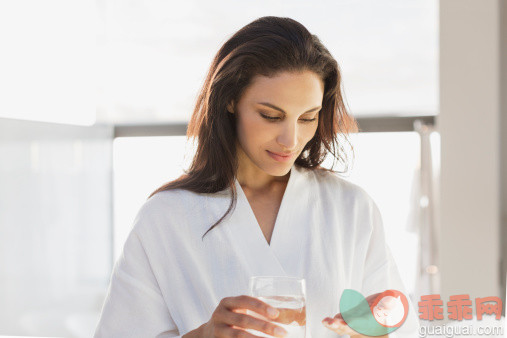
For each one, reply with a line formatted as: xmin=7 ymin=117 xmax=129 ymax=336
xmin=370 ymin=289 xmax=409 ymax=328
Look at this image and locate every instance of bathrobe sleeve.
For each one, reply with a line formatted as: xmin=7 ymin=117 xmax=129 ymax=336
xmin=94 ymin=227 xmax=181 ymax=338
xmin=360 ymin=196 xmax=420 ymax=337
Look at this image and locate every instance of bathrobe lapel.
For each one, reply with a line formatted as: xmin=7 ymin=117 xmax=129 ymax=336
xmin=227 ymin=165 xmax=309 ymax=279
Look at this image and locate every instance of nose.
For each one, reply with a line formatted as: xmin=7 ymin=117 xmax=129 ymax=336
xmin=276 ymin=120 xmax=298 ymax=151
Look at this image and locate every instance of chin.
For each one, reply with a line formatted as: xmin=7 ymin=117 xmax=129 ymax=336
xmin=252 ymin=164 xmax=291 ymax=176
xmin=265 ymin=163 xmax=293 ymax=176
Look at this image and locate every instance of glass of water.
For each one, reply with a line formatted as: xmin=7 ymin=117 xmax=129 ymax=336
xmin=247 ymin=276 xmax=306 ymax=338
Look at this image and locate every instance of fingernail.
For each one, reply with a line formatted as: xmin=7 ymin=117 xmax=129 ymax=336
xmin=275 ymin=327 xmax=287 ymax=337
xmin=268 ymin=307 xmax=279 ymax=318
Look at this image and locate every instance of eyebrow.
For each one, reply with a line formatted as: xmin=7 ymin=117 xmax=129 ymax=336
xmin=257 ymin=102 xmax=321 ymax=114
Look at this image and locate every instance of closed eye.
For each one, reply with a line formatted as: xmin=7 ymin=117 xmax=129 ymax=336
xmin=260 ymin=113 xmax=280 ymax=121
xmin=260 ymin=113 xmax=317 ymax=123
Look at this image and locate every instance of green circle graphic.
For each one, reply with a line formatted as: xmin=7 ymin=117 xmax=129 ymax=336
xmin=339 ymin=289 xmax=407 ymax=336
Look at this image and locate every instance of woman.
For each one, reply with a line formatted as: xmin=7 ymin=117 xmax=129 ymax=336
xmin=94 ymin=16 xmax=419 ymax=337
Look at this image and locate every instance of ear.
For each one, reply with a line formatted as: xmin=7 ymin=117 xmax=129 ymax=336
xmin=227 ymin=101 xmax=235 ymax=114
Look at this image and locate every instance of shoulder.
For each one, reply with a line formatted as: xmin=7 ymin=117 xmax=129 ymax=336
xmin=131 ymin=188 xmax=213 ymax=235
xmin=131 ymin=185 xmax=233 ymax=239
xmin=137 ymin=188 xmax=197 ymax=218
xmin=306 ymin=167 xmax=383 ymax=235
xmin=306 ymin=167 xmax=377 ymax=209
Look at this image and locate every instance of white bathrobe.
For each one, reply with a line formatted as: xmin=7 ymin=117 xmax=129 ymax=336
xmin=94 ymin=164 xmax=420 ymax=337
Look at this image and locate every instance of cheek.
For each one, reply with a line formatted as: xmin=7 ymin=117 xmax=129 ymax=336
xmin=237 ymin=115 xmax=270 ymax=147
xmin=300 ymin=124 xmax=318 ymax=142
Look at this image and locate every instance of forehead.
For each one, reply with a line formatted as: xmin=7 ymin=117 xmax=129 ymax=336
xmin=240 ymin=71 xmax=324 ymax=108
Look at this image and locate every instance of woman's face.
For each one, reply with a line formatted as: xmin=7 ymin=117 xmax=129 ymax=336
xmin=230 ymin=70 xmax=324 ymax=177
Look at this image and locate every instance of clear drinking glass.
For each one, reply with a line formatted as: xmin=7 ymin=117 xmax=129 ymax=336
xmin=247 ymin=276 xmax=307 ymax=338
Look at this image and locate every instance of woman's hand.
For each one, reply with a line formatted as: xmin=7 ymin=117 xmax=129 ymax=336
xmin=322 ymin=313 xmax=365 ymax=337
xmin=322 ymin=292 xmax=385 ymax=338
xmin=200 ymin=295 xmax=288 ymax=337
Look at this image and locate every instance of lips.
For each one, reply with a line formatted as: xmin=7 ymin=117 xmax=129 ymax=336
xmin=269 ymin=151 xmax=294 ymax=157
xmin=266 ymin=150 xmax=295 ymax=162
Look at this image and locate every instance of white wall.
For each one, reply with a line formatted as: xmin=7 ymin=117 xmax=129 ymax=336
xmin=500 ymin=0 xmax=507 ymax=313
xmin=439 ymin=0 xmax=504 ymax=314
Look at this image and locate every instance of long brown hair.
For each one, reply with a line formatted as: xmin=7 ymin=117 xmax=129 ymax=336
xmin=149 ymin=16 xmax=358 ymax=240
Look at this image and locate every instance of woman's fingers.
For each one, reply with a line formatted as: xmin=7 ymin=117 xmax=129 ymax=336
xmin=322 ymin=317 xmax=355 ymax=335
xmin=220 ymin=309 xmax=287 ymax=337
xmin=216 ymin=296 xmax=287 ymax=337
xmin=323 ymin=314 xmax=365 ymax=336
xmin=217 ymin=323 xmax=277 ymax=338
xmin=205 ymin=295 xmax=289 ymax=337
xmin=333 ymin=313 xmax=344 ymax=321
xmin=323 ymin=316 xmax=345 ymax=327
xmin=321 ymin=292 xmax=385 ymax=336
xmin=222 ymin=295 xmax=279 ymax=320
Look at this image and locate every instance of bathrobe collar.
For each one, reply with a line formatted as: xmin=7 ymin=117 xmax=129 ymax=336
xmin=228 ymin=164 xmax=310 ymax=278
